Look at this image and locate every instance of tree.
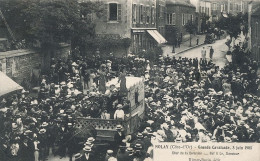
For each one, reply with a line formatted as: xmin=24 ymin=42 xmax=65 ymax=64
xmin=0 ymin=0 xmax=102 ymax=50
xmin=215 ymin=13 xmax=248 ymax=47
xmin=184 ymin=20 xmax=197 ymax=47
xmin=201 ymin=14 xmax=210 ymax=33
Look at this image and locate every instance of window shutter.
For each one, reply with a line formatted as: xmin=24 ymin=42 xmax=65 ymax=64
xmin=117 ymin=4 xmax=122 ymax=21
xmin=144 ymin=6 xmax=146 ymax=24
xmin=132 ymin=4 xmax=135 ymax=23
xmin=137 ymin=5 xmax=140 ymax=24
xmin=104 ymin=3 xmax=108 ymax=21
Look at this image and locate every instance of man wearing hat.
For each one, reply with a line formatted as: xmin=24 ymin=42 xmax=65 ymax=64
xmin=105 ymin=149 xmax=116 ymax=161
xmin=18 ymin=137 xmax=35 ymax=161
xmin=116 ymin=141 xmax=130 ymax=161
xmin=133 ymin=143 xmax=145 ymax=161
xmin=38 ymin=128 xmax=48 ymax=161
xmin=78 ymin=146 xmax=95 ymax=161
xmin=131 ymin=133 xmax=145 ymax=150
xmin=114 ymin=125 xmax=125 ymax=153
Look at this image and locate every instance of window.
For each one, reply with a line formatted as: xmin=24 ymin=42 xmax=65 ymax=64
xmin=140 ymin=5 xmax=143 ymax=24
xmin=182 ymin=13 xmax=185 ymax=26
xmin=172 ymin=13 xmax=176 ymax=25
xmin=133 ymin=4 xmax=137 ymax=24
xmin=146 ymin=6 xmax=150 ymax=24
xmin=221 ymin=4 xmax=224 ymax=12
xmin=256 ymin=22 xmax=259 ymax=38
xmin=151 ymin=6 xmax=155 ymax=24
xmin=167 ymin=13 xmax=176 ymax=25
xmin=160 ymin=6 xmax=163 ymax=18
xmin=213 ymin=3 xmax=217 ymax=10
xmin=167 ymin=13 xmax=172 ymax=25
xmin=109 ymin=3 xmax=117 ymax=21
xmin=202 ymin=7 xmax=204 ymax=13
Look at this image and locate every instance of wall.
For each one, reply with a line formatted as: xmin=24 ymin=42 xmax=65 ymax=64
xmin=156 ymin=0 xmax=166 ymax=36
xmin=165 ymin=4 xmax=196 ymax=43
xmin=0 ymin=49 xmax=40 ymax=84
xmin=90 ymin=0 xmax=131 ymax=38
xmin=0 ymin=43 xmax=71 ymax=84
xmin=40 ymin=43 xmax=71 ymax=73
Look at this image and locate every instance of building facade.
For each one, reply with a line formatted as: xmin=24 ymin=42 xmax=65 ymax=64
xmin=156 ymin=0 xmax=167 ymax=37
xmin=80 ymin=0 xmax=167 ymax=55
xmin=165 ymin=0 xmax=196 ymax=44
xmin=249 ymin=2 xmax=260 ymax=62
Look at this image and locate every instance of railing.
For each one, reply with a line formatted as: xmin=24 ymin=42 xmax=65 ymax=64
xmin=75 ymin=117 xmax=125 ymax=131
xmin=75 ymin=113 xmax=141 ymax=141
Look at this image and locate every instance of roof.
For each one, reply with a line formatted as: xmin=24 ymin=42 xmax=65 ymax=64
xmin=252 ymin=2 xmax=260 ymax=16
xmin=0 ymin=49 xmax=35 ymax=59
xmin=0 ymin=71 xmax=23 ymax=96
xmin=166 ymin=0 xmax=195 ymax=8
xmin=106 ymin=77 xmax=143 ymax=89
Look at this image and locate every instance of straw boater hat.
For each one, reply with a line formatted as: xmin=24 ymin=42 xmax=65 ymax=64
xmin=74 ymin=153 xmax=82 ymax=160
xmin=39 ymin=129 xmax=46 ymax=134
xmin=116 ymin=125 xmax=123 ymax=130
xmin=87 ymin=137 xmax=95 ymax=143
xmin=117 ymin=104 xmax=123 ymax=109
xmin=42 ymin=122 xmax=48 ymax=127
xmin=84 ymin=141 xmax=92 ymax=146
xmin=107 ymin=150 xmax=113 ymax=155
xmin=83 ymin=146 xmax=92 ymax=152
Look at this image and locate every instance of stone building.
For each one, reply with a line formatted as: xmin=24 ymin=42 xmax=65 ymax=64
xmin=156 ymin=0 xmax=167 ymax=37
xmin=165 ymin=0 xmax=196 ymax=44
xmin=80 ymin=0 xmax=167 ymax=55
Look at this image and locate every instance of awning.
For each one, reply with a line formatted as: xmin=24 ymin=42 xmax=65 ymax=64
xmin=147 ymin=30 xmax=167 ymax=44
xmin=0 ymin=71 xmax=23 ymax=96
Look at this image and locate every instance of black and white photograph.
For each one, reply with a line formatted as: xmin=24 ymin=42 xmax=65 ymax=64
xmin=0 ymin=0 xmax=260 ymax=161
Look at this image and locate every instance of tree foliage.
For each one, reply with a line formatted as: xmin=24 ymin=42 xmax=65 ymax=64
xmin=215 ymin=13 xmax=248 ymax=40
xmin=0 ymin=0 xmax=103 ymax=49
xmin=185 ymin=20 xmax=197 ymax=46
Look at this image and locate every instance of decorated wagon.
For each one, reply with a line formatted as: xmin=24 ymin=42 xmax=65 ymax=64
xmin=74 ymin=77 xmax=145 ymax=141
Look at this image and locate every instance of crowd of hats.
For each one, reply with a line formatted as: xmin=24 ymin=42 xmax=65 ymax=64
xmin=0 ymin=52 xmax=259 ymax=160
xmin=0 ymin=54 xmax=151 ymax=160
xmin=138 ymin=56 xmax=260 ymax=143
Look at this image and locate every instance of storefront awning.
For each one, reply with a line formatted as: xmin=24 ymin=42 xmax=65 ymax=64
xmin=0 ymin=71 xmax=23 ymax=96
xmin=147 ymin=30 xmax=167 ymax=44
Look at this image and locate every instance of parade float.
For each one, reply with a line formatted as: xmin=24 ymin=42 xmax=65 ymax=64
xmin=74 ymin=77 xmax=145 ymax=141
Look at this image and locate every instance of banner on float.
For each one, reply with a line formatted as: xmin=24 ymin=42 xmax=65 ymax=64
xmin=153 ymin=143 xmax=260 ymax=161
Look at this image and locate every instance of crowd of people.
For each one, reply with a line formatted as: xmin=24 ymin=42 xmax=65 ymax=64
xmin=0 ymin=49 xmax=259 ymax=161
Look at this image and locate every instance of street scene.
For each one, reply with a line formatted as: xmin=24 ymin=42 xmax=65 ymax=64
xmin=0 ymin=0 xmax=260 ymax=161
